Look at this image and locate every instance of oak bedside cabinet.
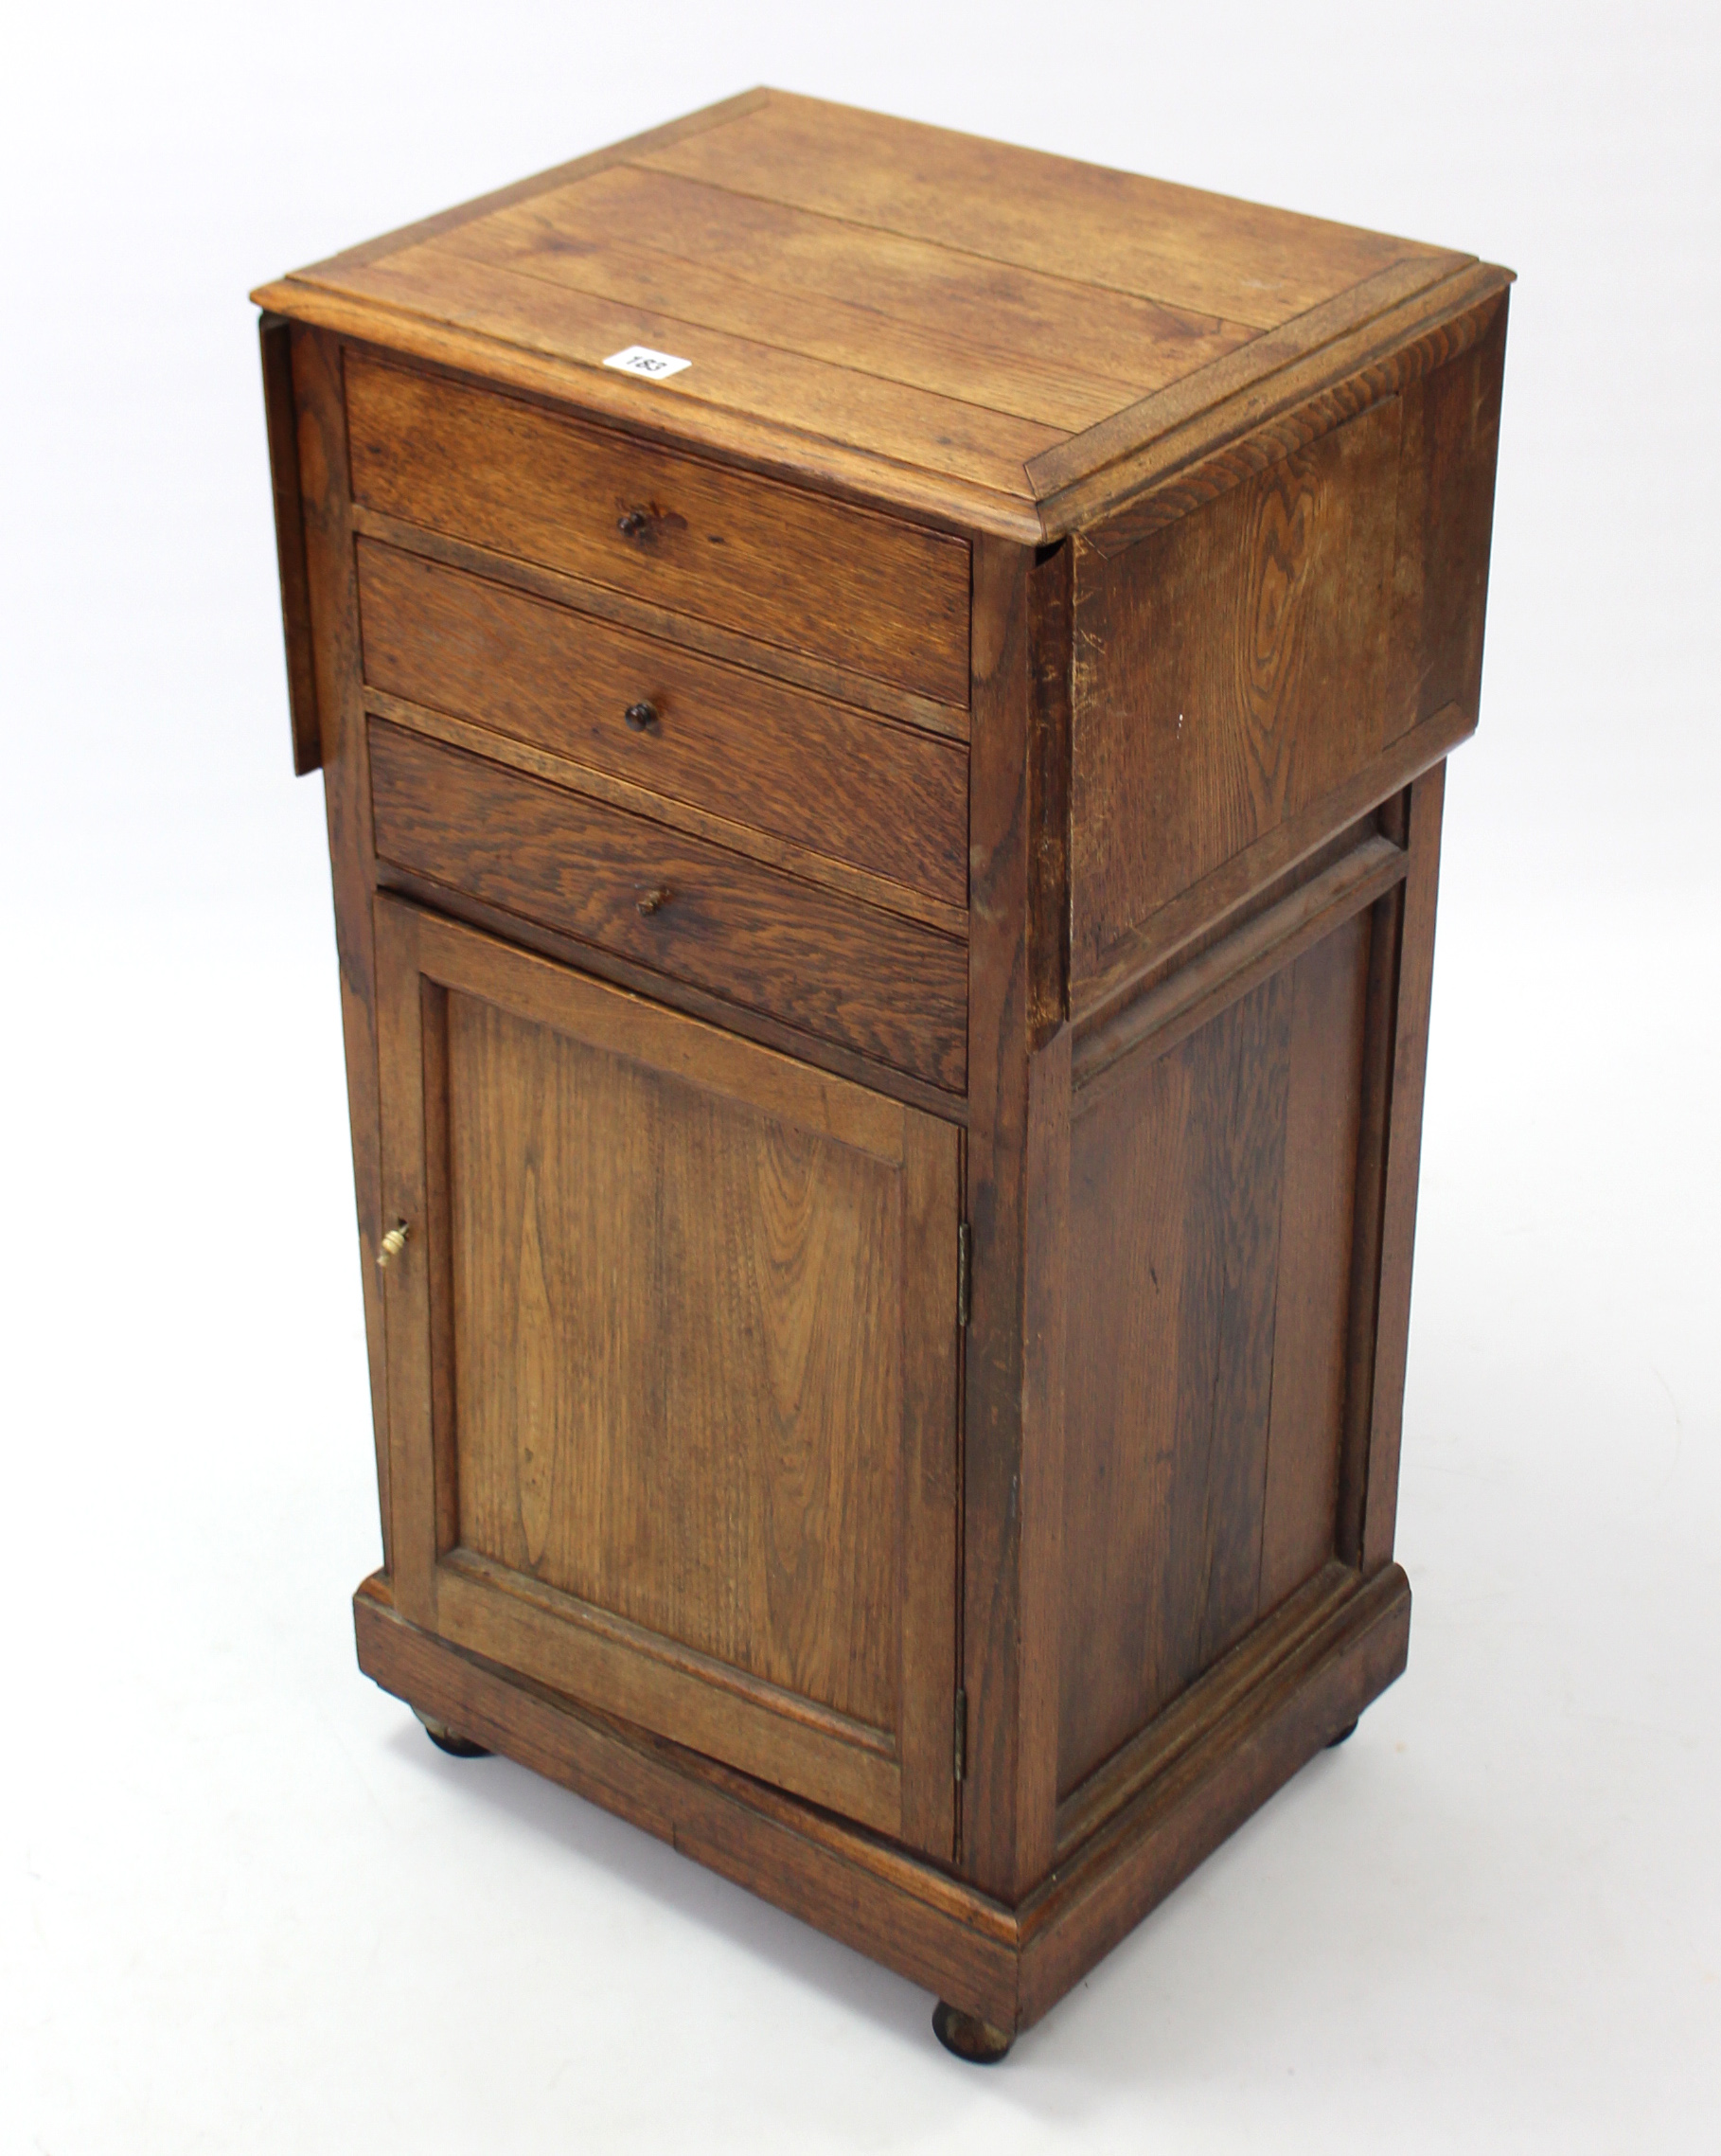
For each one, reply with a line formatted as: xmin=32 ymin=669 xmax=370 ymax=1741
xmin=254 ymin=89 xmax=1508 ymax=2061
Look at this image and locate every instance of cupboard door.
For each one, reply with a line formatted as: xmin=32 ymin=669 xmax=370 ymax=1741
xmin=372 ymin=896 xmax=962 ymax=1855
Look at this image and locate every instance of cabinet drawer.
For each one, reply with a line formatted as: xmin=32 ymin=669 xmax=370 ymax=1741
xmin=346 ymin=352 xmax=972 ymax=709
xmin=369 ymin=720 xmax=967 ymax=1091
xmin=357 ymin=540 xmax=968 ymax=911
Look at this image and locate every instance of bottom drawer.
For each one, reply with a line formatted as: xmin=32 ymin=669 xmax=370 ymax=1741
xmin=368 ymin=718 xmax=967 ymax=1092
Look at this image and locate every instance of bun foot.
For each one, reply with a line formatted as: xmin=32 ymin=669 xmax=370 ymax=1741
xmin=414 ymin=1708 xmax=491 ymax=1758
xmin=932 ymin=2001 xmax=1015 ymax=2063
xmin=1326 ymin=1719 xmax=1359 ymax=1749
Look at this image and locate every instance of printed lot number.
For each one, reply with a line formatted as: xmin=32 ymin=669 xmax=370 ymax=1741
xmin=604 ymin=345 xmax=692 ymax=381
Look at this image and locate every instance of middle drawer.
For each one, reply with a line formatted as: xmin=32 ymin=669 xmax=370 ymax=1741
xmin=368 ymin=719 xmax=968 ymax=1093
xmin=356 ymin=540 xmax=968 ymax=914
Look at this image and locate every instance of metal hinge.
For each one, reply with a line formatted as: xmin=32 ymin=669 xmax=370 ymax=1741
xmin=957 ymin=1221 xmax=971 ymax=1327
xmin=954 ymin=1687 xmax=967 ymax=1782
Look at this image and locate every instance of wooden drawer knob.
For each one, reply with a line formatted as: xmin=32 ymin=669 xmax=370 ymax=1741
xmin=636 ymin=883 xmax=673 ymax=917
xmin=616 ymin=508 xmax=650 ymax=539
xmin=377 ymin=1221 xmax=410 ymax=1270
xmin=623 ymin=701 xmax=660 ymax=732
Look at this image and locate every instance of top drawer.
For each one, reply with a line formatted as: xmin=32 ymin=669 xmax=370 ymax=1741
xmin=345 ymin=353 xmax=972 ymax=710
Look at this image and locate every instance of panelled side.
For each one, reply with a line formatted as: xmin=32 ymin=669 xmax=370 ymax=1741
xmin=1057 ymin=909 xmax=1373 ymax=1797
xmin=290 ymin=326 xmax=395 ymax=1561
xmin=1069 ymin=291 xmax=1507 ymax=1011
xmin=1071 ymin=395 xmax=1403 ymax=984
xmin=1056 ymin=299 xmax=1505 ymax=1812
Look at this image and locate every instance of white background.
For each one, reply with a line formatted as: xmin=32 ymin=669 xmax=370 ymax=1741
xmin=3 ymin=3 xmax=1717 ymax=2149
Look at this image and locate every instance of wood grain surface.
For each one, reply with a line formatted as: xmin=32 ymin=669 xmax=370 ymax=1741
xmin=1055 ymin=1560 xmax=1354 ymax=1857
xmin=351 ymin=501 xmax=970 ymax=741
xmin=346 ymin=232 xmax=1066 ymax=501
xmin=367 ymin=690 xmax=968 ymax=940
xmin=1258 ymin=914 xmax=1373 ymax=1607
xmin=1385 ymin=296 xmax=1509 ymax=737
xmin=259 ymin=96 xmax=1507 ymax=2038
xmin=258 ymin=315 xmax=320 ymax=775
xmin=356 ymin=539 xmax=968 ymax=907
xmin=371 ymin=863 xmax=970 ymax=1124
xmin=1359 ymin=767 xmax=1446 ymax=1573
xmin=373 ymin=901 xmax=437 ymax=1630
xmin=285 ymin=327 xmax=394 ymax=1559
xmin=1072 ymin=829 xmax=1404 ymax=1096
xmin=1057 ymin=913 xmax=1375 ymax=1797
xmin=371 ymin=900 xmax=962 ymax=1849
xmin=1072 ymin=398 xmax=1404 ymax=981
xmin=449 ymin=989 xmax=905 ymax=1727
xmin=638 ymin=94 xmax=1435 ymax=330
xmin=308 ymin=87 xmax=775 ymax=276
xmin=353 ymin=1550 xmax=1410 ymax=2036
xmin=346 ymin=351 xmax=972 ymax=705
xmin=1070 ymin=699 xmax=1469 ymax=1026
xmin=1019 ymin=1562 xmax=1411 ymax=2024
xmin=958 ymin=539 xmax=1060 ymax=1898
xmin=367 ymin=720 xmax=967 ymax=1092
xmin=253 ymin=90 xmax=1503 ymax=539
xmin=439 ymin=163 xmax=1254 ymax=432
xmin=1064 ymin=276 xmax=1508 ymax=551
xmin=357 ymin=1571 xmax=1020 ymax=2023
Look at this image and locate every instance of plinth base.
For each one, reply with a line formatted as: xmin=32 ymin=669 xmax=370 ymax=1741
xmin=355 ymin=1559 xmax=1410 ymax=2040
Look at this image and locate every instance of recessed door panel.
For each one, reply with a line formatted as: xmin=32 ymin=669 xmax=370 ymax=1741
xmin=373 ymin=895 xmax=961 ymax=1853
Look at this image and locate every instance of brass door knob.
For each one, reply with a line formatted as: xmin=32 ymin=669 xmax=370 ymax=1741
xmin=636 ymin=884 xmax=673 ymax=916
xmin=377 ymin=1222 xmax=410 ymax=1270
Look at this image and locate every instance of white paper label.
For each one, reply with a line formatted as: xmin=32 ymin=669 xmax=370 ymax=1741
xmin=604 ymin=345 xmax=692 ymax=382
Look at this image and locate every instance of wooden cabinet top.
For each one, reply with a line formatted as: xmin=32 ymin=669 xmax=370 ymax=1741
xmin=253 ymin=88 xmax=1510 ymax=541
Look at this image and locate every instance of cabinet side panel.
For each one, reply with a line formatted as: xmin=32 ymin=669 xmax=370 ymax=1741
xmin=1258 ymin=909 xmax=1371 ymax=1608
xmin=292 ymin=326 xmax=392 ymax=1561
xmin=1386 ymin=294 xmax=1508 ymax=739
xmin=259 ymin=314 xmax=321 ymax=775
xmin=1057 ymin=915 xmax=1374 ymax=1798
xmin=1070 ymin=397 xmax=1402 ymax=984
xmin=1058 ymin=976 xmax=1286 ymax=1791
xmin=1068 ymin=292 xmax=1505 ymax=1017
xmin=1360 ymin=764 xmax=1446 ymax=1572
